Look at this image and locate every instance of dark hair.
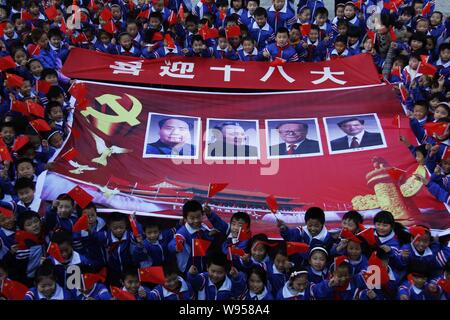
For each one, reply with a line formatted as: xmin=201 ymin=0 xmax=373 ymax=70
xmin=276 ymin=122 xmax=308 ymax=130
xmin=185 ymin=14 xmax=199 ymax=25
xmin=337 ymin=117 xmax=363 ymax=127
xmin=315 ymin=7 xmax=328 ymax=17
xmin=41 ymin=68 xmax=58 ymax=80
xmin=15 ymin=158 xmax=35 ymax=170
xmin=35 ymin=260 xmax=57 ymax=284
xmin=51 ymin=230 xmax=72 ymax=246
xmin=401 ymin=6 xmax=415 ymax=17
xmin=149 ymin=11 xmax=163 ymax=23
xmin=57 ymin=193 xmax=75 ymax=206
xmin=409 ymin=31 xmax=427 ymax=47
xmin=374 ymin=211 xmax=410 ymax=244
xmin=269 ymin=242 xmax=288 ymax=260
xmin=253 ymin=7 xmax=267 ymax=18
xmin=347 ymin=26 xmax=361 ymax=38
xmin=408 ymin=261 xmax=429 ymax=278
xmin=275 ymin=27 xmax=289 ymax=36
xmin=342 ymin=210 xmax=363 ymax=225
xmin=192 ymin=34 xmax=205 ymax=44
xmin=109 ymin=212 xmax=128 ymax=224
xmin=47 ymin=86 xmax=65 ymax=100
xmin=438 ymin=42 xmax=450 ymax=53
xmin=48 ymin=27 xmax=63 ymax=40
xmin=230 ymin=211 xmax=251 ymax=227
xmin=17 ymin=210 xmax=40 ymax=230
xmin=334 ymin=35 xmax=347 ymax=44
xmin=121 ymin=266 xmax=139 ymax=280
xmin=82 ymin=202 xmax=97 ymax=212
xmin=0 ymin=121 xmax=16 ymax=132
xmin=162 ymin=259 xmax=180 ymax=277
xmin=14 ymin=177 xmax=35 ymax=193
xmin=143 ymin=223 xmax=160 ymax=231
xmin=46 ymin=101 xmax=63 ymax=117
xmin=246 ymin=0 xmax=260 ymax=5
xmin=374 ymin=210 xmax=395 ymax=226
xmin=414 ymin=144 xmax=427 ymax=158
xmin=182 ymin=200 xmax=203 ymax=218
xmin=247 ymin=266 xmax=267 ymax=286
xmin=304 ymin=207 xmax=325 ymax=224
xmin=207 ymin=251 xmax=230 ymax=272
xmin=158 ymin=117 xmax=192 ymax=129
xmin=247 ymin=233 xmax=273 ymax=253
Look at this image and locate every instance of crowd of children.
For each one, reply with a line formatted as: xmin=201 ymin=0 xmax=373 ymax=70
xmin=0 ymin=0 xmax=449 ymax=300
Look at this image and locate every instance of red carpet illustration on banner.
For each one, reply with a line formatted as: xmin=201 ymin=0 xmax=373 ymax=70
xmin=39 ymin=81 xmax=450 ymax=237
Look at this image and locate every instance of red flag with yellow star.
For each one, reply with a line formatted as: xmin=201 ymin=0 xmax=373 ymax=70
xmin=192 ymin=238 xmax=211 ymax=257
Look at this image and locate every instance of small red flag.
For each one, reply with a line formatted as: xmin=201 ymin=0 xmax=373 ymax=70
xmin=138 ymin=266 xmax=165 ymax=284
xmin=389 ymin=27 xmax=396 ymax=42
xmin=69 ymin=82 xmax=88 ymax=100
xmin=422 ymin=1 xmax=432 ymax=16
xmin=387 ymin=167 xmax=406 ymax=182
xmin=60 ymin=18 xmax=67 ymax=34
xmin=47 ymin=242 xmax=65 ymax=263
xmin=219 ymin=8 xmax=226 ymax=21
xmin=237 ymin=224 xmax=252 ymax=241
xmin=300 ymin=24 xmax=311 ymax=37
xmin=110 ymin=286 xmax=136 ymax=300
xmin=228 ymin=246 xmax=246 ymax=257
xmin=192 ymin=238 xmax=211 ymax=257
xmin=423 ymin=122 xmax=448 ymax=138
xmin=399 ymin=83 xmax=408 ymax=102
xmin=67 ymin=185 xmax=94 ymax=209
xmin=0 ymin=56 xmax=16 ymax=71
xmin=0 ymin=22 xmax=7 ymax=37
xmin=0 ymin=207 xmax=14 ymax=218
xmin=15 ymin=230 xmax=40 ymax=250
xmin=0 ymin=140 xmax=13 ymax=162
xmin=437 ymin=278 xmax=450 ymax=294
xmin=72 ymin=213 xmax=89 ymax=232
xmin=129 ymin=214 xmax=140 ymax=237
xmin=270 ymin=57 xmax=286 ymax=66
xmin=30 ymin=119 xmax=52 ymax=133
xmin=45 ymin=6 xmax=58 ymax=20
xmin=11 ymin=100 xmax=28 ymax=116
xmin=167 ymin=10 xmax=177 ymax=26
xmin=36 ymin=80 xmax=52 ymax=94
xmin=418 ymin=62 xmax=437 ymax=76
xmin=175 ymin=234 xmax=184 ymax=252
xmin=82 ymin=273 xmax=103 ymax=291
xmin=368 ymin=252 xmax=390 ymax=285
xmin=286 ymin=242 xmax=310 ymax=255
xmin=12 ymin=135 xmax=30 ymax=152
xmin=164 ymin=33 xmax=176 ymax=49
xmin=339 ymin=228 xmax=362 ymax=244
xmin=367 ymin=30 xmax=376 ymax=44
xmin=357 ymin=227 xmax=377 ymax=247
xmin=60 ymin=147 xmax=79 ymax=161
xmin=265 ymin=195 xmax=278 ymax=213
xmin=103 ymin=20 xmax=117 ymax=34
xmin=225 ymin=25 xmax=241 ymax=38
xmin=207 ymin=183 xmax=228 ymax=198
xmin=137 ymin=9 xmax=150 ymax=20
xmin=26 ymin=101 xmax=45 ymax=118
xmin=99 ymin=8 xmax=113 ymax=22
xmin=178 ymin=4 xmax=185 ymax=21
xmin=21 ymin=10 xmax=34 ymax=21
xmin=5 ymin=73 xmax=24 ymax=89
xmin=88 ymin=0 xmax=99 ymax=12
xmin=409 ymin=225 xmax=428 ymax=242
xmin=0 ymin=279 xmax=28 ymax=300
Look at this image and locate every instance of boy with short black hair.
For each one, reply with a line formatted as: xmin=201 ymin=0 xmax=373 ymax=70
xmin=263 ymin=27 xmax=298 ymax=62
xmin=248 ymin=7 xmax=274 ymax=51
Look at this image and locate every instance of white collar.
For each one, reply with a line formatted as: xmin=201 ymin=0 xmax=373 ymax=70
xmin=230 ymin=8 xmax=243 ymax=15
xmin=49 ymin=43 xmax=61 ymax=51
xmin=377 ymin=230 xmax=395 ymax=244
xmin=216 ymin=45 xmax=226 ymax=52
xmin=272 ymin=263 xmax=283 ymax=275
xmin=243 ymin=48 xmax=258 ymax=56
xmin=347 ymin=130 xmax=366 ymax=145
xmin=350 ymin=255 xmax=363 ymax=265
xmin=120 ymin=46 xmax=137 ymax=54
xmin=282 ymin=282 xmax=305 ymax=298
xmin=331 ymin=48 xmax=349 ymax=56
xmin=38 ymin=284 xmax=64 ymax=300
xmin=185 ymin=223 xmax=200 ymax=234
xmin=404 ymin=65 xmax=422 ymax=79
xmin=411 ymin=244 xmax=432 ymax=257
xmin=310 ymin=267 xmax=326 ymax=277
xmin=164 ymin=46 xmax=178 ymax=54
xmin=3 ymin=32 xmax=18 ymax=40
xmin=252 ymin=21 xmax=270 ymax=31
xmin=54 ymin=251 xmax=82 ymax=266
xmin=387 ymin=266 xmax=396 ymax=281
xmin=1 ymin=227 xmax=15 ymax=237
xmin=436 ymin=59 xmax=450 ymax=68
xmin=207 ymin=275 xmax=232 ymax=292
xmin=112 ymin=232 xmax=128 ymax=242
xmin=249 ymin=286 xmax=268 ymax=300
xmin=348 ymin=16 xmax=358 ymax=25
xmin=307 ymin=38 xmax=319 ymax=46
xmin=411 ymin=284 xmax=423 ymax=294
xmin=17 ymin=197 xmax=41 ymax=212
xmin=162 ymin=277 xmax=189 ymax=297
xmin=304 ymin=225 xmax=328 ymax=242
xmin=269 ymin=3 xmax=287 ymax=14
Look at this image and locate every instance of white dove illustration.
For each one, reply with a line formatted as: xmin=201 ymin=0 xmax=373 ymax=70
xmin=89 ymin=131 xmax=132 ymax=166
xmin=98 ymin=185 xmax=120 ymax=198
xmin=68 ymin=160 xmax=97 ymax=175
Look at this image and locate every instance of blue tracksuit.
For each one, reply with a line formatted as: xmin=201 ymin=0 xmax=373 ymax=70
xmin=48 ymin=251 xmax=96 ymax=288
xmin=147 ymin=277 xmax=194 ymax=300
xmin=306 ymin=265 xmax=328 ymax=284
xmin=187 ymin=272 xmax=247 ymax=300
xmin=132 ymin=227 xmax=176 ymax=267
xmin=74 ymin=283 xmax=112 ymax=300
xmin=247 ymin=22 xmax=274 ymax=51
xmin=398 ymin=281 xmax=440 ymax=300
xmin=44 ymin=206 xmax=79 ymax=234
xmin=264 ymin=43 xmax=299 ymax=62
xmin=267 ymin=4 xmax=296 ymax=31
xmin=267 ymin=262 xmax=289 ymax=296
xmin=72 ymin=217 xmax=107 ymax=267
xmin=311 ymin=279 xmax=357 ymax=300
xmin=280 ymin=225 xmax=334 ymax=252
xmin=276 ymin=281 xmax=312 ymax=300
xmin=243 ymin=286 xmax=274 ymax=300
xmin=24 ymin=284 xmax=74 ymax=300
xmin=355 ymin=267 xmax=401 ymax=300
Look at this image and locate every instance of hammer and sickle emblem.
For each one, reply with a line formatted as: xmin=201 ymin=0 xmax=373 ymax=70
xmin=81 ymin=94 xmax=142 ymax=135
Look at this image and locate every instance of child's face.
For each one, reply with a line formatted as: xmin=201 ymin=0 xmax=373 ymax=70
xmin=57 ymin=200 xmax=74 ymax=218
xmin=49 ymin=106 xmax=64 ymax=122
xmin=4 ymin=23 xmax=15 ymax=37
xmin=112 ymin=6 xmax=122 ymax=19
xmin=1 ymin=127 xmax=15 ymax=145
xmin=207 ymin=263 xmax=226 ymax=284
xmin=18 ymin=187 xmax=35 ymax=205
xmin=149 ymin=17 xmax=161 ymax=30
xmin=51 ymin=94 xmax=65 ymax=106
xmin=333 ymin=267 xmax=351 ymax=286
xmin=348 ymin=36 xmax=358 ymax=46
xmin=251 ymin=243 xmax=267 ymax=262
xmin=425 ymin=39 xmax=434 ymax=51
xmin=291 ymin=275 xmax=308 ymax=292
xmin=59 ymin=242 xmax=73 ymax=262
xmin=413 ymin=234 xmax=430 ymax=253
xmin=164 ymin=273 xmax=180 ymax=291
xmin=309 ymin=252 xmax=327 ymax=271
xmin=375 ymin=222 xmax=392 ymax=236
xmin=229 ymin=36 xmax=241 ymax=48
xmin=20 ymin=80 xmax=32 ymax=96
xmin=186 ymin=22 xmax=197 ymax=33
xmin=442 ymin=159 xmax=450 ymax=174
xmin=14 ymin=50 xmax=27 ymax=66
xmin=440 ymin=49 xmax=450 ymax=62
xmin=413 ymin=3 xmax=423 ymax=16
xmin=415 ymin=150 xmax=425 ymax=164
xmin=123 ymin=275 xmax=140 ymax=294
xmin=29 ymin=4 xmax=40 ymax=15
xmin=336 ymin=6 xmax=344 ymax=17
xmin=246 ymin=1 xmax=257 ymax=14
xmin=126 ymin=24 xmax=139 ymax=37
xmin=185 ymin=210 xmax=203 ymax=229
xmin=430 ymin=13 xmax=442 ymax=26
xmin=144 ymin=226 xmax=160 ymax=242
xmin=38 ymin=34 xmax=49 ymax=48
xmin=230 ymin=218 xmax=246 ymax=237
xmin=110 ymin=220 xmax=127 ymax=239
xmin=341 ymin=219 xmax=357 ymax=233
xmin=412 ymin=274 xmax=427 ymax=288
xmin=413 ymin=105 xmax=428 ymax=120
xmin=306 ymin=218 xmax=323 ymax=237
xmin=49 ymin=132 xmax=64 ymax=149
xmin=232 ymin=0 xmax=243 ymax=10
xmin=255 ymin=15 xmax=267 ymax=27
xmin=434 ymin=106 xmax=449 ymax=120
xmin=83 ymin=207 xmax=97 ymax=225
xmin=192 ymin=40 xmax=204 ymax=53
xmin=344 ymin=6 xmax=355 ymax=19
xmin=409 ymin=57 xmax=420 ymax=70
xmin=315 ymin=14 xmax=327 ymax=26
xmin=308 ymin=29 xmax=319 ymax=42
xmin=248 ymin=273 xmax=264 ymax=293
xmin=299 ymin=10 xmax=311 ymax=22
xmin=37 ymin=277 xmax=56 ymax=298
xmin=346 ymin=241 xmax=362 ymax=260
xmin=29 ymin=61 xmax=43 ymax=76
xmin=275 ymin=32 xmax=289 ymax=47
xmin=337 ymin=25 xmax=347 ymax=36
xmin=17 ymin=162 xmax=35 ymax=179
xmin=100 ymin=34 xmax=111 ymax=44
xmin=273 ymin=0 xmax=285 ymax=11
xmin=399 ymin=13 xmax=412 ymax=23
xmin=410 ymin=39 xmax=423 ymax=51
xmin=0 ymin=213 xmax=15 ymax=230
xmin=416 ymin=20 xmax=429 ymax=33
xmin=243 ymin=40 xmax=254 ymax=53
xmin=218 ymin=37 xmax=228 ymax=49
xmin=49 ymin=36 xmax=62 ymax=48
xmin=23 ymin=216 xmax=41 ymax=235
xmin=289 ymin=28 xmax=300 ymax=42
xmin=119 ymin=35 xmax=132 ymax=49
xmin=273 ymin=253 xmax=288 ymax=272
xmin=14 ymin=19 xmax=26 ymax=32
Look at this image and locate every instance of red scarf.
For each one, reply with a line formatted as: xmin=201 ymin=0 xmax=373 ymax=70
xmin=276 ymin=43 xmax=289 ymax=58
xmin=333 ymin=280 xmax=350 ymax=300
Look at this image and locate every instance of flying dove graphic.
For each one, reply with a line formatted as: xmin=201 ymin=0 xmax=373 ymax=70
xmin=89 ymin=131 xmax=132 ymax=166
xmin=98 ymin=185 xmax=120 ymax=198
xmin=68 ymin=160 xmax=97 ymax=175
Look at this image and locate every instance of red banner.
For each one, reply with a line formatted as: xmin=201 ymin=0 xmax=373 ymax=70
xmin=40 ymin=81 xmax=450 ymax=237
xmin=62 ymin=48 xmax=381 ymax=91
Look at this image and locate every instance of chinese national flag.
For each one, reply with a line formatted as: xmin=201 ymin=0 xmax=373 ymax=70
xmin=45 ymin=6 xmax=58 ymax=20
xmin=99 ymin=8 xmax=113 ymax=22
xmin=207 ymin=183 xmax=228 ymax=197
xmin=110 ymin=286 xmax=136 ymax=300
xmin=228 ymin=246 xmax=246 ymax=258
xmin=138 ymin=266 xmax=165 ymax=284
xmin=164 ymin=34 xmax=176 ymax=49
xmin=36 ymin=80 xmax=52 ymax=94
xmin=399 ymin=83 xmax=408 ymax=102
xmin=0 ymin=142 xmax=13 ymax=162
xmin=103 ymin=20 xmax=117 ymax=34
xmin=219 ymin=8 xmax=226 ymax=21
xmin=72 ymin=213 xmax=89 ymax=232
xmin=368 ymin=252 xmax=390 ymax=286
xmin=390 ymin=66 xmax=401 ymax=77
xmin=286 ymin=242 xmax=310 ymax=255
xmin=60 ymin=18 xmax=67 ymax=34
xmin=422 ymin=1 xmax=432 ymax=16
xmin=5 ymin=73 xmax=24 ymax=89
xmin=178 ymin=4 xmax=185 ymax=21
xmin=82 ymin=273 xmax=103 ymax=291
xmin=441 ymin=146 xmax=450 ymax=160
xmin=265 ymin=195 xmax=278 ymax=213
xmin=68 ymin=125 xmax=81 ymax=139
xmin=175 ymin=234 xmax=184 ymax=252
xmin=61 ymin=147 xmax=79 ymax=161
xmin=0 ymin=56 xmax=16 ymax=71
xmin=357 ymin=227 xmax=377 ymax=247
xmin=237 ymin=224 xmax=252 ymax=241
xmin=137 ymin=9 xmax=150 ymax=20
xmin=300 ymin=24 xmax=311 ymax=37
xmin=69 ymin=82 xmax=88 ymax=100
xmin=88 ymin=0 xmax=99 ymax=12
xmin=15 ymin=230 xmax=40 ymax=250
xmin=67 ymin=185 xmax=94 ymax=209
xmin=389 ymin=27 xmax=396 ymax=41
xmin=167 ymin=10 xmax=177 ymax=26
xmin=423 ymin=122 xmax=448 ymax=137
xmin=192 ymin=238 xmax=211 ymax=257
xmin=438 ymin=278 xmax=450 ymax=294
xmin=129 ymin=214 xmax=140 ymax=237
xmin=47 ymin=242 xmax=65 ymax=263
xmin=387 ymin=167 xmax=406 ymax=182
xmin=21 ymin=10 xmax=34 ymax=21
xmin=29 ymin=119 xmax=52 ymax=133
xmin=353 ymin=0 xmax=363 ymax=9
xmin=367 ymin=30 xmax=376 ymax=44
xmin=0 ymin=206 xmax=14 ymax=218
xmin=12 ymin=135 xmax=30 ymax=152
xmin=26 ymin=101 xmax=45 ymax=118
xmin=0 ymin=279 xmax=28 ymax=300
xmin=11 ymin=100 xmax=28 ymax=116
xmin=418 ymin=62 xmax=437 ymax=76
xmin=226 ymin=25 xmax=241 ymax=38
